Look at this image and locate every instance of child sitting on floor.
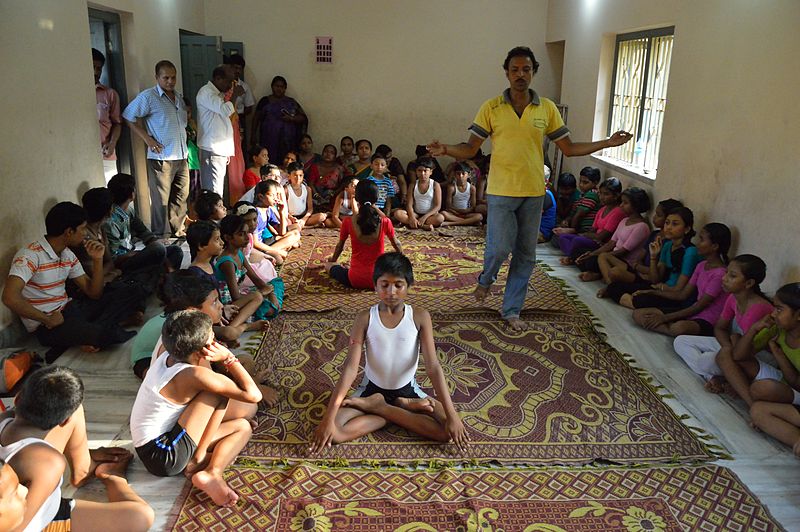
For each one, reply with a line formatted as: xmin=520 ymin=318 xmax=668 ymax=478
xmin=325 ymin=180 xmax=403 ymax=289
xmin=324 ymin=176 xmax=360 ymax=229
xmin=217 ymin=214 xmax=284 ymax=320
xmin=0 ymin=366 xmax=154 ymax=532
xmin=555 ymin=172 xmax=579 ymax=225
xmin=253 ymin=180 xmax=301 ymax=257
xmin=243 ymin=144 xmax=269 ymax=195
xmin=375 ymin=144 xmax=407 ymax=206
xmin=366 ymin=153 xmax=396 ymax=216
xmin=574 ymin=187 xmax=651 ymax=282
xmin=632 ymin=223 xmax=731 ymax=336
xmin=310 ymin=252 xmax=469 ymax=453
xmin=232 ymin=201 xmax=278 ymax=283
xmin=673 ymin=254 xmax=773 ymax=392
xmin=558 ymin=177 xmax=624 ymax=264
xmin=538 ymin=167 xmax=557 ymax=242
xmin=597 ymin=198 xmax=683 ymax=288
xmin=442 ymin=161 xmax=484 ymax=227
xmin=284 ymin=161 xmax=328 ymax=230
xmin=393 ymin=157 xmax=444 ymax=230
xmin=194 ymin=189 xmax=227 ymax=222
xmin=552 ymin=166 xmax=601 ymax=240
xmin=130 ymin=310 xmax=261 ymax=507
xmin=718 ymin=283 xmax=800 ymax=408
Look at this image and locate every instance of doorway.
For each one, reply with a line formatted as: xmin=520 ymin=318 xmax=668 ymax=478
xmin=88 ymin=8 xmax=134 ymax=176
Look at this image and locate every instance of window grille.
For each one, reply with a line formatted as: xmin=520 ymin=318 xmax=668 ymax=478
xmin=606 ymin=27 xmax=674 ymax=174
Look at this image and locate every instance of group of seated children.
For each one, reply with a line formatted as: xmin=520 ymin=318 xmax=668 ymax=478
xmin=552 ymin=166 xmax=800 ymax=457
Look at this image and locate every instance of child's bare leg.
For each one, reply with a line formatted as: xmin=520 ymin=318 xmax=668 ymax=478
xmin=329 ymin=405 xmax=387 ymax=444
xmin=307 ymin=213 xmax=327 ymax=227
xmin=442 ymin=212 xmax=482 ymax=226
xmin=632 ymin=308 xmax=662 ymax=328
xmin=704 ymin=376 xmax=728 ymax=394
xmin=716 ymin=349 xmax=760 ymax=405
xmin=666 ymin=320 xmax=702 ymax=337
xmin=393 ymin=209 xmax=411 ymax=225
xmin=180 ymin=393 xmax=228 ymax=477
xmin=619 ymin=293 xmax=635 ymax=309
xmin=425 ymin=213 xmax=445 ymax=229
xmin=751 ymin=379 xmax=797 ymax=403
xmin=227 ymin=291 xmax=263 ymax=328
xmin=72 ymin=460 xmax=155 ymax=532
xmin=191 ymin=417 xmax=252 ymax=507
xmin=578 ymin=271 xmax=602 ymax=282
xmin=214 ymin=324 xmax=245 ymax=346
xmin=750 ymin=401 xmax=800 ymax=450
xmin=344 ymin=394 xmax=448 ymax=442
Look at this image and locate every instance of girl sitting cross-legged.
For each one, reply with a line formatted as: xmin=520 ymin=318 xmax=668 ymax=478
xmin=558 ymin=177 xmax=625 ymax=265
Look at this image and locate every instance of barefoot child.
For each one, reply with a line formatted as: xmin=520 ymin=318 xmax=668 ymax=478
xmin=324 ymin=176 xmax=359 ymax=229
xmin=442 ymin=162 xmax=484 ymax=227
xmin=719 ymin=283 xmax=800 ymax=408
xmin=130 ymin=310 xmax=261 ymax=507
xmin=253 ymin=180 xmax=302 ymax=256
xmin=392 ymin=157 xmax=444 ymax=230
xmin=284 ymin=161 xmax=327 ymax=230
xmin=673 ymin=254 xmax=773 ymax=393
xmin=558 ymin=177 xmax=624 ymax=264
xmin=325 ymin=180 xmax=403 ymax=289
xmin=310 ymin=253 xmax=469 ymax=452
xmin=232 ymin=201 xmax=278 ymax=280
xmin=0 ymin=366 xmax=154 ymax=531
xmin=632 ymin=223 xmax=731 ymax=336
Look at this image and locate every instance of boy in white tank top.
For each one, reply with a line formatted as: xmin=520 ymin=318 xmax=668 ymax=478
xmin=310 ymin=253 xmax=469 ymax=453
xmin=442 ymin=162 xmax=484 ymax=227
xmin=0 ymin=366 xmax=153 ymax=532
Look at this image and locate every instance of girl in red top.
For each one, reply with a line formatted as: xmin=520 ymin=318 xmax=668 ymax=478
xmin=324 ymin=180 xmax=403 ymax=289
xmin=243 ymin=145 xmax=269 ymax=195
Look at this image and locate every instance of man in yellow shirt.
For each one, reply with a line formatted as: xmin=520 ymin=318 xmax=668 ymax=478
xmin=428 ymin=46 xmax=631 ymax=330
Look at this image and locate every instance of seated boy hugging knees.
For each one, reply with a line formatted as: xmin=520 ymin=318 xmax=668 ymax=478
xmin=310 ymin=253 xmax=469 ymax=453
xmin=0 ymin=366 xmax=153 ymax=532
xmin=130 ymin=310 xmax=261 ymax=507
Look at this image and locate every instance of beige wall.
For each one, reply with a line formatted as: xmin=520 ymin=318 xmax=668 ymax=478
xmin=203 ymin=0 xmax=557 ymax=164
xmin=0 ymin=0 xmax=204 ymax=332
xmin=547 ymin=0 xmax=800 ymax=291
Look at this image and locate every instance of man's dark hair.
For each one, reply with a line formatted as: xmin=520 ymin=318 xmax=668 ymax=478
xmin=159 ymin=270 xmax=218 ymax=312
xmin=194 ymin=190 xmax=224 ymax=221
xmin=224 ymin=54 xmax=245 ymax=67
xmin=91 ymin=48 xmax=105 ymax=65
xmin=557 ymin=172 xmax=577 ymax=190
xmin=81 ymin=187 xmax=113 ymax=223
xmin=186 ymin=220 xmax=219 ymax=261
xmin=107 ymin=173 xmax=136 ymax=204
xmin=162 ymin=310 xmax=213 ymax=362
xmin=155 ymin=60 xmax=176 ymax=75
xmin=45 ymin=202 xmax=87 ymax=237
xmin=16 ymin=366 xmax=84 ymax=430
xmin=373 ymin=252 xmax=414 ymax=286
xmin=212 ymin=65 xmax=230 ymax=81
xmin=503 ymin=46 xmax=539 ymax=73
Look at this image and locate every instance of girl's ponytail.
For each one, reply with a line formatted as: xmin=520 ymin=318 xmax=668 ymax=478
xmin=702 ymin=222 xmax=732 ymax=265
xmin=355 ymin=180 xmax=381 ymax=235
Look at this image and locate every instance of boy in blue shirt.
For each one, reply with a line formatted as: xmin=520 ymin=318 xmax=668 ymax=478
xmin=366 ymin=153 xmax=395 ymax=216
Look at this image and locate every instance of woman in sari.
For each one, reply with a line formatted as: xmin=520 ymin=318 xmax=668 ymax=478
xmin=345 ymin=139 xmax=373 ymax=179
xmin=253 ymin=75 xmax=307 ymax=166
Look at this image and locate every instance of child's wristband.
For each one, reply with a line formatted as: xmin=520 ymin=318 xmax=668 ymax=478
xmin=223 ymin=356 xmax=240 ymax=368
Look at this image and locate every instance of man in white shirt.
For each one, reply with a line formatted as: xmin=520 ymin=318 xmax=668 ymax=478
xmin=197 ymin=65 xmax=237 ymax=196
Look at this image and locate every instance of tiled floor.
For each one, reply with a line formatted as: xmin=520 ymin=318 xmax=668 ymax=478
xmin=24 ymin=243 xmax=800 ymax=530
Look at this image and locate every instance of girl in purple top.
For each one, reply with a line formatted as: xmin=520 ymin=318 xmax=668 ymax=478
xmin=575 ymin=187 xmax=650 ymax=282
xmin=633 ymin=223 xmax=731 ymax=336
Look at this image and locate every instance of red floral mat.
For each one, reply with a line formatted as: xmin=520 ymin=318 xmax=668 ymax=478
xmin=167 ymin=463 xmax=784 ymax=531
xmin=279 ymin=229 xmax=577 ymax=314
xmin=247 ymin=310 xmax=719 ymax=466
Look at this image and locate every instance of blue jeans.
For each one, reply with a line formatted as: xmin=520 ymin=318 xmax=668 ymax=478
xmin=478 ymin=194 xmax=544 ymax=319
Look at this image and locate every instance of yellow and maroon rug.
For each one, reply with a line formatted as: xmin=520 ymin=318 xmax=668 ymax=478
xmin=167 ymin=463 xmax=784 ymax=531
xmin=247 ymin=310 xmax=720 ymax=466
xmin=278 ymin=230 xmax=577 ymax=315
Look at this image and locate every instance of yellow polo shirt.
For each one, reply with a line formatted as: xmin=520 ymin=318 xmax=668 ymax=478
xmin=470 ymin=89 xmax=569 ymax=197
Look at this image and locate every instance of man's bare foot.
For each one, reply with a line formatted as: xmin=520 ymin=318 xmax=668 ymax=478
xmin=342 ymin=393 xmax=386 ymax=414
xmin=559 ymin=257 xmax=574 ymax=266
xmin=473 ymin=284 xmax=490 ymax=303
xmin=80 ymin=345 xmax=101 ymax=353
xmin=192 ymin=470 xmax=239 ymax=507
xmin=596 ymin=287 xmax=608 ymax=298
xmin=95 ymin=455 xmax=132 ymax=480
xmin=258 ymin=384 xmax=279 ymax=407
xmin=395 ymin=397 xmax=434 ymax=414
xmin=579 ymin=272 xmax=602 ymax=282
xmin=504 ymin=317 xmax=527 ymax=331
xmin=704 ymin=376 xmax=727 ymax=394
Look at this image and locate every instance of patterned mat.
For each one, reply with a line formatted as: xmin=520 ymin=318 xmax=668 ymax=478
xmin=279 ymin=229 xmax=576 ymax=314
xmin=247 ymin=310 xmax=717 ymax=465
xmin=167 ymin=463 xmax=784 ymax=531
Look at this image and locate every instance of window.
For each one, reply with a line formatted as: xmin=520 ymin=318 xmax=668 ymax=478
xmin=605 ymin=27 xmax=674 ymax=175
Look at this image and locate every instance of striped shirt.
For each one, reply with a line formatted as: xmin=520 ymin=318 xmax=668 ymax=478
xmin=122 ymin=85 xmax=188 ymax=161
xmin=367 ymin=175 xmax=395 ymax=209
xmin=8 ymin=238 xmax=85 ymax=332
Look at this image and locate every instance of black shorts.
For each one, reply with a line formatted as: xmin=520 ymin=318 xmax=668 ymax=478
xmin=354 ymin=378 xmax=427 ymax=405
xmin=135 ymin=422 xmax=197 ymax=477
xmin=689 ymin=318 xmax=715 ymax=337
xmin=132 ymin=358 xmax=149 ymax=380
